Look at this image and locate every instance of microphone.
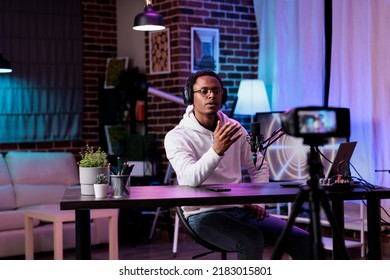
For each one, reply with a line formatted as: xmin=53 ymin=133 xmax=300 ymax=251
xmin=250 ymin=122 xmax=262 ymax=166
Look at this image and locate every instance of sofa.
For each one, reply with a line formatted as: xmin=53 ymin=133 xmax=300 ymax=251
xmin=0 ymin=151 xmax=115 ymax=259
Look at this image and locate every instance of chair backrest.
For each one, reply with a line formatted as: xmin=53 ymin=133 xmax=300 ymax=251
xmin=163 ymin=162 xmax=175 ymax=185
xmin=175 ymin=206 xmax=232 ymax=259
xmin=228 ymin=96 xmax=238 ymax=118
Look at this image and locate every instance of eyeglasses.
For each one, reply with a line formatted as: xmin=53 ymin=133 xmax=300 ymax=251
xmin=193 ymin=87 xmax=223 ymax=96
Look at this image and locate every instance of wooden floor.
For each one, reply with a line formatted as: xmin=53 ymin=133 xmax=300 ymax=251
xmin=13 ymin=227 xmax=390 ymax=261
xmin=3 ymin=209 xmax=390 ymax=260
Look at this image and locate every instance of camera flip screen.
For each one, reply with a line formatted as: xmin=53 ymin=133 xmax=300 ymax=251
xmin=298 ymin=110 xmax=337 ymax=134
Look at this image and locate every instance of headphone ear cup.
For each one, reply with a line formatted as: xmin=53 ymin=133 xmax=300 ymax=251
xmin=222 ymin=88 xmax=228 ymax=104
xmin=183 ymin=87 xmax=192 ymax=105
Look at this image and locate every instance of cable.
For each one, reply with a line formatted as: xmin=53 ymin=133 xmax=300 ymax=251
xmin=316 ymin=146 xmax=332 ymax=164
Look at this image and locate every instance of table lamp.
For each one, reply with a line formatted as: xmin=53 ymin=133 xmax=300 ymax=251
xmin=235 ymin=79 xmax=270 ymax=121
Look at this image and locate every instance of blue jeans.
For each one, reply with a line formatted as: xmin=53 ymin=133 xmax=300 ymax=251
xmin=188 ymin=207 xmax=311 ymax=260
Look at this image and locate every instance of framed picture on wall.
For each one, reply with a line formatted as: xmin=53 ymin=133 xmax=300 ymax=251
xmin=104 ymin=57 xmax=129 ymax=89
xmin=191 ymin=27 xmax=220 ymax=73
xmin=149 ymin=28 xmax=171 ymax=75
xmin=104 ymin=125 xmax=127 ymax=155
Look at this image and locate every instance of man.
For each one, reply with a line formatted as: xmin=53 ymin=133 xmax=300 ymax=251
xmin=164 ymin=70 xmax=311 ymax=259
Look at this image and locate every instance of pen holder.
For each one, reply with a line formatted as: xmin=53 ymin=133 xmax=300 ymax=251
xmin=110 ymin=175 xmax=130 ymax=198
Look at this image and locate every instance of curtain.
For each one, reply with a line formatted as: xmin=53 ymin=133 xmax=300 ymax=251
xmin=256 ymin=0 xmax=390 ymax=206
xmin=329 ymin=0 xmax=390 ymax=208
xmin=255 ymin=0 xmax=325 ymax=111
xmin=0 ymin=0 xmax=82 ymax=143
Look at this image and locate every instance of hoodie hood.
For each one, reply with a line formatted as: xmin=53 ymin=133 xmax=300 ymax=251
xmin=178 ymin=105 xmax=236 ymax=134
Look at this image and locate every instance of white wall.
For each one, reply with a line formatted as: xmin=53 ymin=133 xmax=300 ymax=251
xmin=116 ymin=0 xmax=146 ymax=72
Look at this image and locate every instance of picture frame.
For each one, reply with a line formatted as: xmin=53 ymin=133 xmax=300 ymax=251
xmin=191 ymin=27 xmax=220 ymax=73
xmin=104 ymin=57 xmax=129 ymax=89
xmin=104 ymin=125 xmax=127 ymax=155
xmin=149 ymin=28 xmax=171 ymax=75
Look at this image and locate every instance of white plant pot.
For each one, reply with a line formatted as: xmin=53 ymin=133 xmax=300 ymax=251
xmin=94 ymin=183 xmax=109 ymax=198
xmin=79 ymin=167 xmax=110 ymax=195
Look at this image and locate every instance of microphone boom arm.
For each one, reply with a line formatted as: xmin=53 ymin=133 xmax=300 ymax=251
xmin=261 ymin=127 xmax=286 ymax=152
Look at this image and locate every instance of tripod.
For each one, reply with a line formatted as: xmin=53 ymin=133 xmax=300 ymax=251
xmin=271 ymin=144 xmax=350 ymax=260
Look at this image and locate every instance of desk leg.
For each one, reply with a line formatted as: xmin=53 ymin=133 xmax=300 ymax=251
xmin=75 ymin=209 xmax=91 ymax=260
xmin=366 ymin=195 xmax=382 ymax=260
xmin=331 ymin=199 xmax=345 ymax=260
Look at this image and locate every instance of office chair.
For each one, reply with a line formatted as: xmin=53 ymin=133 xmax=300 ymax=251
xmin=228 ymin=96 xmax=238 ymax=118
xmin=175 ymin=206 xmax=234 ymax=259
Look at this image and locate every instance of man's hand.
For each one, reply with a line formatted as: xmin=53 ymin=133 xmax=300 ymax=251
xmin=245 ymin=204 xmax=269 ymax=221
xmin=212 ymin=121 xmax=243 ymax=156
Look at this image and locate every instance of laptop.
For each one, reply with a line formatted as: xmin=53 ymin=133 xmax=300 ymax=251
xmin=326 ymin=141 xmax=357 ymax=178
xmin=280 ymin=141 xmax=357 ymax=187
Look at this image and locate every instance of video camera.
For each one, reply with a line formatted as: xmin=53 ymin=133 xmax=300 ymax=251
xmin=280 ymin=106 xmax=350 ymax=145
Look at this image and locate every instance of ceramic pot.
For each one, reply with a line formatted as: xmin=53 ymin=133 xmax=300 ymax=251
xmin=79 ymin=167 xmax=109 ymax=195
xmin=93 ymin=183 xmax=109 ymax=198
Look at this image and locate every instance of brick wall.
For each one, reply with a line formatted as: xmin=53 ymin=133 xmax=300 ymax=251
xmin=146 ymin=0 xmax=258 ymax=175
xmin=0 ymin=0 xmax=258 ymax=173
xmin=80 ymin=0 xmax=117 ymax=155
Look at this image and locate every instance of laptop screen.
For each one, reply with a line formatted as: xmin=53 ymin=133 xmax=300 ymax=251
xmin=327 ymin=141 xmax=357 ymax=178
xmin=255 ymin=111 xmax=348 ymax=181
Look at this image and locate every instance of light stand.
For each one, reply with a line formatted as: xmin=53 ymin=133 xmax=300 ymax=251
xmin=375 ymin=169 xmax=390 ymax=173
xmin=271 ymin=139 xmax=350 ymax=259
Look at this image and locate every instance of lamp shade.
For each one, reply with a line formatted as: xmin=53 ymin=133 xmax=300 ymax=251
xmin=0 ymin=53 xmax=12 ymax=73
xmin=235 ymin=80 xmax=270 ymax=116
xmin=133 ymin=2 xmax=165 ymax=32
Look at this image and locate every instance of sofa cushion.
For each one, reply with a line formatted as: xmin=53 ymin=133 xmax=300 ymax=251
xmin=15 ymin=184 xmax=69 ymax=209
xmin=0 ymin=153 xmax=16 ymax=211
xmin=0 ymin=207 xmax=41 ymax=232
xmin=5 ymin=151 xmax=80 ymax=208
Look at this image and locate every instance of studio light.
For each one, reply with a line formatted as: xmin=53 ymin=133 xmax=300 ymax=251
xmin=0 ymin=53 xmax=12 ymax=73
xmin=133 ymin=0 xmax=165 ymax=32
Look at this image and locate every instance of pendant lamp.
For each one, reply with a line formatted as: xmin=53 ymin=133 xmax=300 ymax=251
xmin=133 ymin=0 xmax=165 ymax=31
xmin=0 ymin=53 xmax=12 ymax=73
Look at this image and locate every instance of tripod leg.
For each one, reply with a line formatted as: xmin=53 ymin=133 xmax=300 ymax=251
xmin=271 ymin=190 xmax=308 ymax=259
xmin=318 ymin=189 xmax=350 ymax=259
xmin=308 ymin=188 xmax=326 ymax=259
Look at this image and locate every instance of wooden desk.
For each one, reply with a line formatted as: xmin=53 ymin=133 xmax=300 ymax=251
xmin=60 ymin=182 xmax=390 ymax=260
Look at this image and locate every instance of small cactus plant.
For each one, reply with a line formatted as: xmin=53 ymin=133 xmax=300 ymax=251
xmin=94 ymin=173 xmax=108 ymax=184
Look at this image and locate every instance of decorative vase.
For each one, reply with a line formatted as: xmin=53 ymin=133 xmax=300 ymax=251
xmin=79 ymin=167 xmax=110 ymax=195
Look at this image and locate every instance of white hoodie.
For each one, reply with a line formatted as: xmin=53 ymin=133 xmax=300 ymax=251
xmin=164 ymin=105 xmax=269 ymax=217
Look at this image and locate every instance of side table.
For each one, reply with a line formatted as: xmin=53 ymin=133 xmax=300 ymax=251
xmin=24 ymin=206 xmax=118 ymax=260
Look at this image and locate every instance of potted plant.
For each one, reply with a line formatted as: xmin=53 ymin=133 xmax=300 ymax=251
xmin=78 ymin=145 xmax=110 ymax=195
xmin=93 ymin=173 xmax=109 ymax=198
